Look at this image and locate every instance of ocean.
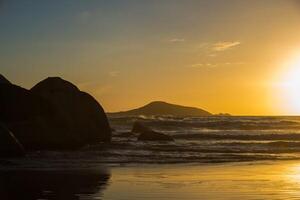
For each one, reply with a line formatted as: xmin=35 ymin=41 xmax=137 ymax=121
xmin=109 ymin=116 xmax=300 ymax=164
xmin=2 ymin=116 xmax=300 ymax=199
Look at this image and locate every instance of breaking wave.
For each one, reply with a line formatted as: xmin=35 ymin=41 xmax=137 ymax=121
xmin=3 ymin=116 xmax=300 ymax=169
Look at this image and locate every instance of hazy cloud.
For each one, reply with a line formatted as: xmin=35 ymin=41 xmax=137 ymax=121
xmin=189 ymin=62 xmax=245 ymax=69
xmin=94 ymin=85 xmax=113 ymax=96
xmin=197 ymin=43 xmax=209 ymax=48
xmin=212 ymin=41 xmax=241 ymax=51
xmin=109 ymin=71 xmax=120 ymax=77
xmin=208 ymin=54 xmax=217 ymax=57
xmin=189 ymin=63 xmax=217 ymax=68
xmin=169 ymin=38 xmax=185 ymax=43
xmin=77 ymin=81 xmax=113 ymax=96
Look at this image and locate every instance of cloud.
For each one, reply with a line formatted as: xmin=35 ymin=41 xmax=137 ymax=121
xmin=212 ymin=41 xmax=241 ymax=51
xmin=188 ymin=62 xmax=245 ymax=69
xmin=169 ymin=38 xmax=185 ymax=43
xmin=189 ymin=63 xmax=217 ymax=68
xmin=77 ymin=81 xmax=113 ymax=96
xmin=94 ymin=85 xmax=113 ymax=96
xmin=109 ymin=71 xmax=120 ymax=77
xmin=208 ymin=54 xmax=217 ymax=57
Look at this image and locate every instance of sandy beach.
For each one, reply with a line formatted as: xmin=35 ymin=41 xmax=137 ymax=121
xmin=2 ymin=160 xmax=300 ymax=199
xmin=2 ymin=1 xmax=300 ymax=199
xmin=103 ymin=161 xmax=300 ymax=200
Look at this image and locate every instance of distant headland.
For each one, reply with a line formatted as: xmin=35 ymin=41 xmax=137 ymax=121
xmin=108 ymin=101 xmax=213 ymax=117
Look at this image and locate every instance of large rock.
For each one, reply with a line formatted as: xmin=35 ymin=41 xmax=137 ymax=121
xmin=0 ymin=74 xmax=11 ymax=84
xmin=0 ymin=123 xmax=25 ymax=157
xmin=0 ymin=75 xmax=111 ymax=150
xmin=132 ymin=122 xmax=174 ymax=141
xmin=0 ymin=78 xmax=59 ymax=150
xmin=31 ymin=77 xmax=111 ymax=144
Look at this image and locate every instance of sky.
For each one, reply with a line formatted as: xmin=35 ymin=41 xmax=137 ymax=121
xmin=1 ymin=0 xmax=300 ymax=115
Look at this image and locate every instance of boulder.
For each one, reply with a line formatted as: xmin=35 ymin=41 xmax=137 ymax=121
xmin=31 ymin=77 xmax=111 ymax=144
xmin=0 ymin=79 xmax=60 ymax=150
xmin=0 ymin=123 xmax=25 ymax=157
xmin=132 ymin=122 xmax=174 ymax=141
xmin=0 ymin=74 xmax=11 ymax=84
xmin=0 ymin=75 xmax=111 ymax=150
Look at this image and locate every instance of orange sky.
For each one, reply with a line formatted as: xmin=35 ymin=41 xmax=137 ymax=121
xmin=1 ymin=0 xmax=300 ymax=115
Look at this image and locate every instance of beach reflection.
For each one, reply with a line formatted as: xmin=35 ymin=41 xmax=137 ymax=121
xmin=2 ymin=162 xmax=300 ymax=200
xmin=0 ymin=169 xmax=110 ymax=200
xmin=103 ymin=161 xmax=300 ymax=200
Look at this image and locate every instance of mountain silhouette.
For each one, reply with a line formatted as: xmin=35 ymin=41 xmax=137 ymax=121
xmin=109 ymin=101 xmax=212 ymax=116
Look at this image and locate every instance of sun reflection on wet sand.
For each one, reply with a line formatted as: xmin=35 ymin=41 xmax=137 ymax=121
xmin=102 ymin=161 xmax=300 ymax=200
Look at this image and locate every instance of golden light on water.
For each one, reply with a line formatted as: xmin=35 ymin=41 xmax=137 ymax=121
xmin=286 ymin=164 xmax=300 ymax=183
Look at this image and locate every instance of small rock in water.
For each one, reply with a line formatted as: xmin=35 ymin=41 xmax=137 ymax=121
xmin=132 ymin=121 xmax=174 ymax=141
xmin=132 ymin=121 xmax=152 ymax=133
xmin=138 ymin=131 xmax=174 ymax=141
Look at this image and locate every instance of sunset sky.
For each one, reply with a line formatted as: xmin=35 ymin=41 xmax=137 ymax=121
xmin=1 ymin=0 xmax=300 ymax=115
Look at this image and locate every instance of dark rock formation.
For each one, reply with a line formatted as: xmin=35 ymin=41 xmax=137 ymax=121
xmin=132 ymin=122 xmax=174 ymax=141
xmin=0 ymin=74 xmax=11 ymax=84
xmin=132 ymin=121 xmax=153 ymax=133
xmin=138 ymin=131 xmax=174 ymax=141
xmin=0 ymin=78 xmax=59 ymax=150
xmin=31 ymin=77 xmax=111 ymax=144
xmin=0 ymin=123 xmax=25 ymax=157
xmin=0 ymin=75 xmax=111 ymax=150
xmin=109 ymin=101 xmax=212 ymax=117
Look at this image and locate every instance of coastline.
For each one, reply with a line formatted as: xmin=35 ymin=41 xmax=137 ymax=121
xmin=103 ymin=160 xmax=300 ymax=199
xmin=1 ymin=159 xmax=300 ymax=199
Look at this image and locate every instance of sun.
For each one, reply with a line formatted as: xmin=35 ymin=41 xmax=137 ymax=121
xmin=277 ymin=56 xmax=300 ymax=114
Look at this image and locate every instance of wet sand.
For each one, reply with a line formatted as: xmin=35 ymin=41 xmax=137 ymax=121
xmin=1 ymin=161 xmax=300 ymax=199
xmin=103 ymin=161 xmax=300 ymax=200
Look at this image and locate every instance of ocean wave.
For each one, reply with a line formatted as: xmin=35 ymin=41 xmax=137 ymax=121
xmin=173 ymin=133 xmax=300 ymax=140
xmin=109 ymin=116 xmax=300 ymax=130
xmin=3 ymin=116 xmax=300 ymax=168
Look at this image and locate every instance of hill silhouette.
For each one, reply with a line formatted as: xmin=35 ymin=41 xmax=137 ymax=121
xmin=109 ymin=101 xmax=212 ymax=116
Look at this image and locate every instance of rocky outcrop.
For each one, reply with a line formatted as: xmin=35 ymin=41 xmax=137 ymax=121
xmin=0 ymin=75 xmax=111 ymax=150
xmin=31 ymin=77 xmax=111 ymax=144
xmin=132 ymin=122 xmax=174 ymax=141
xmin=0 ymin=79 xmax=58 ymax=150
xmin=132 ymin=121 xmax=153 ymax=133
xmin=0 ymin=123 xmax=25 ymax=157
xmin=0 ymin=74 xmax=11 ymax=84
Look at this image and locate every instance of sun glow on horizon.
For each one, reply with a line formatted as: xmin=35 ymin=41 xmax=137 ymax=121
xmin=276 ymin=55 xmax=300 ymax=114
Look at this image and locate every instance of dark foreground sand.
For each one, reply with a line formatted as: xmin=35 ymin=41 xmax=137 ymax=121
xmin=1 ymin=161 xmax=300 ymax=199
